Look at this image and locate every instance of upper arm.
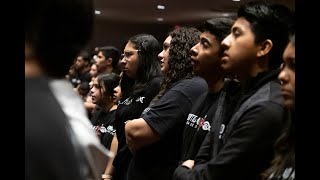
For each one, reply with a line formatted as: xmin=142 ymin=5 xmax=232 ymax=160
xmin=125 ymin=118 xmax=160 ymax=151
xmin=143 ymin=90 xmax=192 ymax=137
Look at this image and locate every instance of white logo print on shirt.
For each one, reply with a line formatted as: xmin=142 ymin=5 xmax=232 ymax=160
xmin=186 ymin=113 xmax=211 ymax=131
xmin=119 ymin=96 xmax=146 ymax=105
xmin=136 ymin=97 xmax=145 ymax=103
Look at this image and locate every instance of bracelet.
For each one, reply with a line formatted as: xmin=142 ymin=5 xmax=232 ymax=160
xmin=101 ymin=174 xmax=112 ymax=179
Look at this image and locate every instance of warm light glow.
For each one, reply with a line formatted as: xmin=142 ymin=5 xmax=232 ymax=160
xmin=95 ymin=10 xmax=101 ymax=15
xmin=157 ymin=17 xmax=164 ymax=21
xmin=157 ymin=5 xmax=165 ymax=10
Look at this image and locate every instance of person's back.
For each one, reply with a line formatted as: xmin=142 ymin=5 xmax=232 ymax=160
xmin=25 ymin=0 xmax=111 ymax=179
xmin=26 ymin=77 xmax=85 ymax=180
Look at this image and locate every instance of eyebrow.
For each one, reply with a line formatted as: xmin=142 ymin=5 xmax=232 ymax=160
xmin=200 ymin=36 xmax=211 ymax=45
xmin=163 ymin=42 xmax=170 ymax=48
xmin=231 ymin=26 xmax=240 ymax=33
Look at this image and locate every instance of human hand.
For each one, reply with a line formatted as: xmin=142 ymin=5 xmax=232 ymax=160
xmin=181 ymin=160 xmax=195 ymax=169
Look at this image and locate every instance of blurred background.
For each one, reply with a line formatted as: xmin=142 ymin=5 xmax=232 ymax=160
xmin=88 ymin=0 xmax=295 ymax=50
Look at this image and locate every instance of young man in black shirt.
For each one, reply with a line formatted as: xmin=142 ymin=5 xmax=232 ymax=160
xmin=180 ymin=17 xmax=239 ymax=162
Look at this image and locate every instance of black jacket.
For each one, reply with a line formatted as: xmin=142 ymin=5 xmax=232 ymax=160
xmin=173 ymin=70 xmax=286 ymax=180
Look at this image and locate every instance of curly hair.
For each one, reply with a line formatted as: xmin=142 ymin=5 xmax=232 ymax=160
xmin=151 ymin=27 xmax=201 ymax=103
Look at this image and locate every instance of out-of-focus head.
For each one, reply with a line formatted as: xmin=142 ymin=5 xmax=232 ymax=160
xmin=96 ymin=46 xmax=121 ymax=73
xmin=90 ymin=73 xmax=120 ymax=105
xmin=90 ymin=63 xmax=98 ymax=78
xmin=75 ymin=51 xmax=91 ymax=71
xmin=25 ymin=0 xmax=94 ymax=78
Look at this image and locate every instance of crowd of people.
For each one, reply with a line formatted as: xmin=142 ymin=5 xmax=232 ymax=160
xmin=26 ymin=0 xmax=295 ymax=180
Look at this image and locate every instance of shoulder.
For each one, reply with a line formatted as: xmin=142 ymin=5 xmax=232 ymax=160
xmin=172 ymin=76 xmax=207 ymax=91
xmin=245 ymin=80 xmax=283 ymax=108
xmin=150 ymin=76 xmax=163 ymax=85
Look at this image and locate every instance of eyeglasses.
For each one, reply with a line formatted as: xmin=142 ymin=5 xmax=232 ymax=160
xmin=121 ymin=50 xmax=140 ymax=59
xmin=279 ymin=62 xmax=295 ymax=71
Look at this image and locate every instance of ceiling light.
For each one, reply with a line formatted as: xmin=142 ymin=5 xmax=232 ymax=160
xmin=95 ymin=10 xmax=101 ymax=15
xmin=157 ymin=5 xmax=165 ymax=10
xmin=157 ymin=18 xmax=164 ymax=22
xmin=232 ymin=0 xmax=240 ymax=1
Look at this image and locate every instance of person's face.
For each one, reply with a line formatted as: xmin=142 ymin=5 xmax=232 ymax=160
xmin=95 ymin=51 xmax=107 ymax=73
xmin=158 ymin=36 xmax=172 ymax=75
xmin=90 ymin=77 xmax=102 ymax=105
xmin=69 ymin=66 xmax=76 ymax=76
xmin=113 ymin=85 xmax=122 ymax=103
xmin=278 ymin=40 xmax=295 ymax=110
xmin=90 ymin=64 xmax=98 ymax=77
xmin=75 ymin=56 xmax=87 ymax=70
xmin=221 ymin=17 xmax=261 ymax=77
xmin=190 ymin=31 xmax=222 ymax=79
xmin=120 ymin=41 xmax=140 ymax=79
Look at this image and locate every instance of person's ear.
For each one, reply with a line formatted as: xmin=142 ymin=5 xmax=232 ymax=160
xmin=257 ymin=39 xmax=273 ymax=57
xmin=106 ymin=58 xmax=113 ymax=65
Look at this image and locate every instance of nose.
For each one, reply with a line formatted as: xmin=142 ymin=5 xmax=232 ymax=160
xmin=278 ymin=69 xmax=288 ymax=85
xmin=190 ymin=44 xmax=198 ymax=57
xmin=120 ymin=57 xmax=126 ymax=65
xmin=158 ymin=50 xmax=164 ymax=60
xmin=221 ymin=34 xmax=231 ymax=49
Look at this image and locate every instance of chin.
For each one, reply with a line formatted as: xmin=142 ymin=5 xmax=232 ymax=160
xmin=284 ymin=99 xmax=295 ymax=110
xmin=221 ymin=63 xmax=230 ymax=71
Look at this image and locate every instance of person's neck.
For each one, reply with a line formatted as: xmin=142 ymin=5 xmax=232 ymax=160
xmin=101 ymin=101 xmax=115 ymax=112
xmin=207 ymin=77 xmax=225 ymax=93
xmin=80 ymin=66 xmax=90 ymax=74
xmin=238 ymin=65 xmax=269 ymax=85
xmin=25 ymin=61 xmax=44 ymax=78
xmin=102 ymin=66 xmax=113 ymax=74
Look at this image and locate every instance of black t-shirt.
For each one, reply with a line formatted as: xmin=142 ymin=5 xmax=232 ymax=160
xmin=90 ymin=106 xmax=116 ymax=149
xmin=26 ymin=77 xmax=85 ymax=180
xmin=112 ymin=76 xmax=162 ymax=180
xmin=180 ymin=79 xmax=241 ymax=162
xmin=127 ymin=76 xmax=208 ymax=180
xmin=180 ymin=91 xmax=222 ymax=161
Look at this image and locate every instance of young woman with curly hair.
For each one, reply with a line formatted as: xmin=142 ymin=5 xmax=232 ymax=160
xmin=124 ymin=27 xmax=208 ymax=180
